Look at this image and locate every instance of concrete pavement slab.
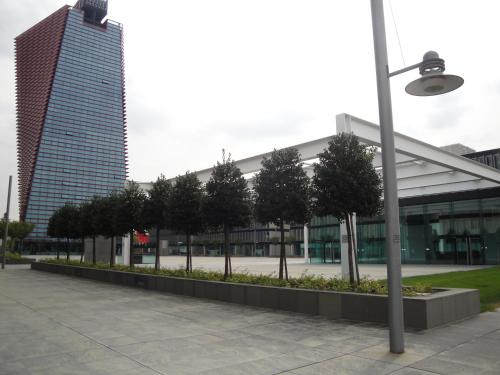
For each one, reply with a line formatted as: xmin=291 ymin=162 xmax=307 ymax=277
xmin=0 ymin=268 xmax=499 ymax=374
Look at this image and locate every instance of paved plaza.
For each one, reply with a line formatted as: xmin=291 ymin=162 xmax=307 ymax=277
xmin=152 ymin=256 xmax=489 ymax=279
xmin=0 ymin=267 xmax=499 ymax=374
xmin=24 ymin=255 xmax=490 ymax=279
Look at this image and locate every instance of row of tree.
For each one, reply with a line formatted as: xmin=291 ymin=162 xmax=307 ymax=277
xmin=48 ymin=133 xmax=382 ymax=284
xmin=0 ymin=220 xmax=35 ymax=252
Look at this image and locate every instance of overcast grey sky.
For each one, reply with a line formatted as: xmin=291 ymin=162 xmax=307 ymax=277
xmin=1 ymin=0 xmax=500 ymax=220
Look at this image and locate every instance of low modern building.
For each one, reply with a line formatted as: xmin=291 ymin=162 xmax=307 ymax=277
xmin=463 ymin=148 xmax=500 ymax=170
xmin=140 ymin=113 xmax=500 ymax=266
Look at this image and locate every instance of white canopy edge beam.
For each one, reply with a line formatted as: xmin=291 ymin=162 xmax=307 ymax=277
xmin=395 ymin=163 xmax=452 ymax=180
xmin=373 ymin=152 xmax=416 ymax=168
xmin=192 ymin=136 xmax=333 ymax=183
xmin=397 ymin=180 xmax=499 ymax=198
xmin=336 ymin=113 xmax=500 ymax=184
xmin=396 ymin=172 xmax=480 ymax=191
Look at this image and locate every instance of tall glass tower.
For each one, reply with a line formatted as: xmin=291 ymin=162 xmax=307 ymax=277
xmin=15 ymin=0 xmax=127 ymax=246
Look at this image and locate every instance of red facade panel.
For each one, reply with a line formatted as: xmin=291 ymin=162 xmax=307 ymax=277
xmin=119 ymin=24 xmax=129 ymax=178
xmin=15 ymin=6 xmax=70 ymax=219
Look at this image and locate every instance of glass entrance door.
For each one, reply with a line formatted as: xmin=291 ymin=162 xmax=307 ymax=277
xmin=434 ymin=236 xmax=485 ymax=265
xmin=469 ymin=236 xmax=485 ymax=265
xmin=455 ymin=237 xmax=469 ymax=265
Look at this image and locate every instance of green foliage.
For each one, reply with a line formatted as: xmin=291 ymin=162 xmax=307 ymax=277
xmin=204 ymin=150 xmax=252 ymax=278
xmin=7 ymin=221 xmax=35 ymax=241
xmin=143 ymin=175 xmax=172 ymax=232
xmin=4 ymin=252 xmax=34 ymax=264
xmin=43 ymin=258 xmax=431 ymax=297
xmin=116 ymin=181 xmax=147 ymax=235
xmin=312 ymin=133 xmax=382 ymax=285
xmin=312 ymin=133 xmax=382 ymax=220
xmin=254 ymin=148 xmax=311 ymax=227
xmin=253 ymin=148 xmax=311 ymax=279
xmin=403 ymin=267 xmax=500 ymax=312
xmin=169 ymin=172 xmax=205 ymax=272
xmin=169 ymin=172 xmax=205 ymax=236
xmin=204 ymin=151 xmax=252 ymax=231
xmin=95 ymin=192 xmax=127 ymax=239
xmin=79 ymin=198 xmax=100 ymax=238
xmin=0 ymin=220 xmax=35 ymax=251
xmin=143 ymin=176 xmax=172 ymax=270
xmin=47 ymin=203 xmax=81 ymax=240
xmin=5 ymin=252 xmax=23 ymax=260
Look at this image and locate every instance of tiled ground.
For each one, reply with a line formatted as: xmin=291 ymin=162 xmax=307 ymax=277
xmin=0 ymin=268 xmax=499 ymax=374
xmin=23 ymin=255 xmax=491 ymax=279
xmin=149 ymin=256 xmax=491 ymax=279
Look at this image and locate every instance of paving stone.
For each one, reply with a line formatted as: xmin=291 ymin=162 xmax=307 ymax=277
xmin=390 ymin=368 xmax=439 ymax=374
xmin=288 ymin=354 xmax=403 ymax=374
xmin=1 ymin=268 xmax=500 ymax=375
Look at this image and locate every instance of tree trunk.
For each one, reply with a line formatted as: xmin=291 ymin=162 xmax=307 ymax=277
xmin=279 ymin=219 xmax=285 ymax=280
xmin=109 ymin=236 xmax=114 ymax=267
xmin=189 ymin=235 xmax=193 ymax=272
xmin=223 ymin=223 xmax=230 ymax=279
xmin=80 ymin=236 xmax=84 ymax=263
xmin=350 ymin=213 xmax=360 ymax=284
xmin=155 ymin=227 xmax=160 ymax=271
xmin=345 ymin=214 xmax=355 ymax=285
xmin=129 ymin=230 xmax=134 ymax=268
xmin=56 ymin=240 xmax=60 ymax=260
xmin=284 ymin=243 xmax=289 ymax=281
xmin=185 ymin=234 xmax=191 ymax=273
xmin=66 ymin=238 xmax=70 ymax=261
xmin=92 ymin=235 xmax=96 ymax=265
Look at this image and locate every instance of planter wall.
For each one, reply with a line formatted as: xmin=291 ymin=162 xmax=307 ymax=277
xmin=31 ymin=262 xmax=480 ymax=329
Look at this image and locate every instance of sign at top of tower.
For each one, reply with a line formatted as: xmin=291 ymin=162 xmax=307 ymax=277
xmin=74 ymin=0 xmax=108 ymax=24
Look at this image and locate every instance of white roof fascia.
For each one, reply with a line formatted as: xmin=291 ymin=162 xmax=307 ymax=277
xmin=397 ymin=180 xmax=499 ymax=198
xmin=138 ymin=114 xmax=500 ymax=194
xmin=336 ymin=113 xmax=500 ymax=184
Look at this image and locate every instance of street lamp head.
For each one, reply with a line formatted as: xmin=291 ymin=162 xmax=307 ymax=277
xmin=405 ymin=51 xmax=464 ymax=96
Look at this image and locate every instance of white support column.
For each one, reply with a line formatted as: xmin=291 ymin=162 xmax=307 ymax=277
xmin=352 ymin=213 xmax=358 ymax=252
xmin=123 ymin=234 xmax=130 ymax=266
xmin=340 ymin=221 xmax=350 ymax=280
xmin=352 ymin=212 xmax=358 ymax=282
xmin=303 ymin=225 xmax=309 ymax=263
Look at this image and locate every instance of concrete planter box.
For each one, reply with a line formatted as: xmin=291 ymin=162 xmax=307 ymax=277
xmin=31 ymin=262 xmax=480 ymax=329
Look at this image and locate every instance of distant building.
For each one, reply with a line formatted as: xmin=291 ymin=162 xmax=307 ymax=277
xmin=463 ymin=148 xmax=500 ymax=170
xmin=440 ymin=143 xmax=476 ymax=156
xmin=15 ymin=0 xmax=127 ymax=249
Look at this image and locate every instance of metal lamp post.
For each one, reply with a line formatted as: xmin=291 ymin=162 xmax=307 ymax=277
xmin=1 ymin=176 xmax=13 ymax=270
xmin=370 ymin=0 xmax=463 ymax=353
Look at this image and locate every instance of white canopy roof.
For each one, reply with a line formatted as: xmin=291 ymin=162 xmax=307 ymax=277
xmin=139 ymin=113 xmax=500 ymax=199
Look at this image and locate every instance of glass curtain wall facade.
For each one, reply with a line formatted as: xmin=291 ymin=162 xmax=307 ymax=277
xmin=16 ymin=2 xmax=127 ymax=245
xmin=154 ymin=188 xmax=500 ymax=265
xmin=308 ymin=189 xmax=500 ymax=265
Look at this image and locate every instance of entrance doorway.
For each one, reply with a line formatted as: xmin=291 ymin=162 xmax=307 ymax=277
xmin=433 ymin=235 xmax=485 ymax=265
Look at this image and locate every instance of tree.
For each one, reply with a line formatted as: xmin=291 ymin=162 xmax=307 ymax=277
xmin=312 ymin=133 xmax=382 ymax=284
xmin=204 ymin=151 xmax=252 ymax=279
xmin=1 ymin=220 xmax=34 ymax=252
xmin=254 ymin=148 xmax=311 ymax=280
xmin=95 ymin=193 xmax=126 ymax=267
xmin=47 ymin=203 xmax=80 ymax=261
xmin=143 ymin=176 xmax=172 ymax=271
xmin=116 ymin=181 xmax=147 ymax=268
xmin=79 ymin=197 xmax=102 ymax=264
xmin=169 ymin=172 xmax=205 ymax=273
xmin=47 ymin=211 xmax=62 ymax=259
